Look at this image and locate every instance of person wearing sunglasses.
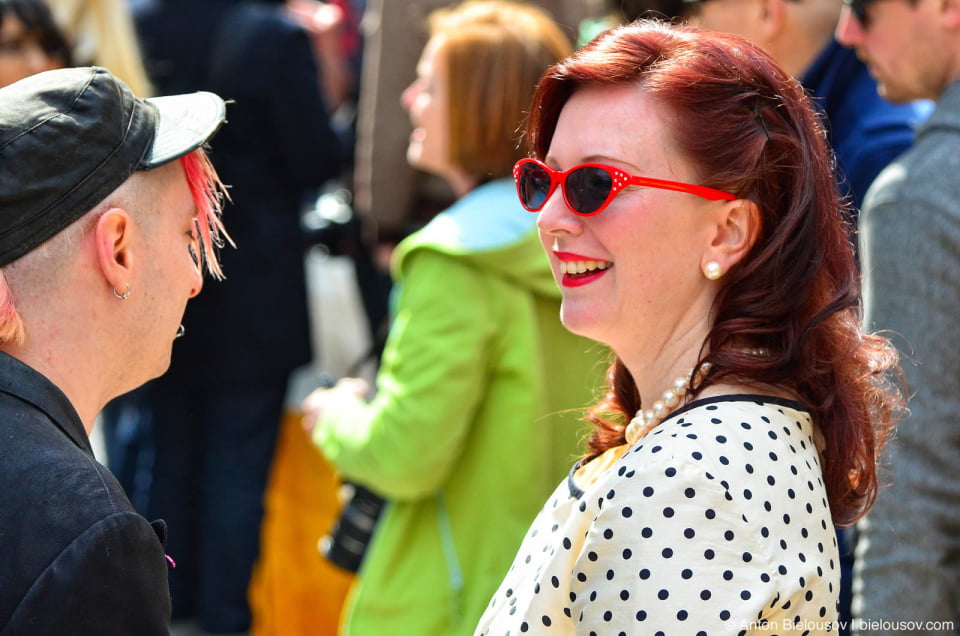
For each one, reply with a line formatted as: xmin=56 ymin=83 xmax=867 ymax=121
xmin=679 ymin=0 xmax=930 ymax=217
xmin=475 ymin=20 xmax=905 ymax=634
xmin=301 ymin=2 xmax=607 ymax=634
xmin=836 ymin=0 xmax=960 ymax=633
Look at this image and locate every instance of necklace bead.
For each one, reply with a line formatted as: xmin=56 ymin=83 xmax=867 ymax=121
xmin=624 ymin=362 xmax=712 ymax=445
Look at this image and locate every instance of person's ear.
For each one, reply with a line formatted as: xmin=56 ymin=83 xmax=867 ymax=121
xmin=941 ymin=0 xmax=960 ymax=29
xmin=93 ymin=208 xmax=135 ymax=297
xmin=758 ymin=0 xmax=788 ymax=42
xmin=701 ymin=198 xmax=761 ymax=281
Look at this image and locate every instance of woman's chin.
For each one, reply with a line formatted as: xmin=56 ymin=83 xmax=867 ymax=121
xmin=559 ymin=306 xmax=605 ymax=341
xmin=405 ymin=144 xmax=422 ymax=168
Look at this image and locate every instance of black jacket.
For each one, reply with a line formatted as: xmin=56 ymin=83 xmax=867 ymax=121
xmin=0 ymin=353 xmax=171 ymax=634
xmin=133 ymin=0 xmax=343 ymax=387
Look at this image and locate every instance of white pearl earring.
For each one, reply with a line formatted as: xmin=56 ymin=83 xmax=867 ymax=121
xmin=703 ymin=261 xmax=723 ymax=280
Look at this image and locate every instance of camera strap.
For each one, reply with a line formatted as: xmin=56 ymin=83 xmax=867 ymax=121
xmin=436 ymin=491 xmax=464 ymax=626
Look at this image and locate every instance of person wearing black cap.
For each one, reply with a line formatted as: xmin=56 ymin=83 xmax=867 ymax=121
xmin=0 ymin=65 xmax=229 ymax=634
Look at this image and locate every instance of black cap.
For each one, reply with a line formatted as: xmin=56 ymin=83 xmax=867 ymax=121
xmin=0 ymin=66 xmax=226 ymax=267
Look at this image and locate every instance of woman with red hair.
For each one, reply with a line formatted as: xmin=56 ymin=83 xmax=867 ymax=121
xmin=476 ymin=19 xmax=904 ymax=633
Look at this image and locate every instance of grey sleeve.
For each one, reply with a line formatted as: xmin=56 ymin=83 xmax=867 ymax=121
xmin=852 ymin=176 xmax=960 ymax=634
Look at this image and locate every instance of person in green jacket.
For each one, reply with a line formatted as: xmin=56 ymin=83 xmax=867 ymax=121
xmin=301 ymin=2 xmax=606 ymax=634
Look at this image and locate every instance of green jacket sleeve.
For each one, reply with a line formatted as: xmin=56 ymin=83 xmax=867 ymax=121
xmin=312 ymin=248 xmax=497 ymax=500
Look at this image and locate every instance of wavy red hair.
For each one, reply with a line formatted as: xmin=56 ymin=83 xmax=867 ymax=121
xmin=525 ymin=20 xmax=903 ymax=525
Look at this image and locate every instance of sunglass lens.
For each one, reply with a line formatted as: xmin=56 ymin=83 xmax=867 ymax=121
xmin=566 ymin=166 xmax=613 ymax=215
xmin=849 ymin=0 xmax=870 ymax=24
xmin=518 ymin=162 xmax=551 ymax=210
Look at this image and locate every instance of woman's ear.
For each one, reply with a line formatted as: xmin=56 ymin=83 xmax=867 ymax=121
xmin=758 ymin=0 xmax=788 ymax=42
xmin=93 ymin=208 xmax=134 ymax=295
xmin=702 ymin=198 xmax=761 ymax=279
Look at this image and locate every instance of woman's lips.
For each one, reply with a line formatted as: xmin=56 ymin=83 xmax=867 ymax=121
xmin=554 ymin=252 xmax=613 ymax=287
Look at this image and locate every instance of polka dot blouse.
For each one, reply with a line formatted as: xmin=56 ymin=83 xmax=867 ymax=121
xmin=475 ymin=395 xmax=839 ymax=635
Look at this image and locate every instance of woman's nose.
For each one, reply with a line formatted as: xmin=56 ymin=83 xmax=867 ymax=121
xmin=400 ymin=80 xmax=419 ymax=110
xmin=535 ymin=186 xmax=583 ymax=237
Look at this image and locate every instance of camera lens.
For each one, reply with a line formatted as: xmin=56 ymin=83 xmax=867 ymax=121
xmin=321 ymin=482 xmax=385 ymax=572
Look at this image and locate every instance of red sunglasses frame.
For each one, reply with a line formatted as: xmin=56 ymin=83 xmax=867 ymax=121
xmin=513 ymin=158 xmax=736 ymax=216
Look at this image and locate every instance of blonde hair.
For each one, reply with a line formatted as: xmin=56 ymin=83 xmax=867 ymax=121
xmin=428 ymin=0 xmax=572 ymax=180
xmin=46 ymin=0 xmax=154 ymax=96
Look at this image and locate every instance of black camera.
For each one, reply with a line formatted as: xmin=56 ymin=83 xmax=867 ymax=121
xmin=319 ymin=482 xmax=386 ymax=573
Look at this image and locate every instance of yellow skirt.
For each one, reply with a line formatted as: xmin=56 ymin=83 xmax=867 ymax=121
xmin=249 ymin=410 xmax=355 ymax=635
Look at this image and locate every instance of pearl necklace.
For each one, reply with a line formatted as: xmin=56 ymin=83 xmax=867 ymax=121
xmin=624 ymin=362 xmax=712 ymax=445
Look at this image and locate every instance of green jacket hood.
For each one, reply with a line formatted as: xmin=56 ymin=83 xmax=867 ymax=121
xmin=391 ymin=179 xmax=560 ymax=299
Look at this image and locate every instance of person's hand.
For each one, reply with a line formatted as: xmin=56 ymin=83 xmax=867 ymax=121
xmin=285 ymin=0 xmax=352 ymax=108
xmin=302 ymin=377 xmax=369 ymax=435
xmin=286 ymin=0 xmax=344 ymax=38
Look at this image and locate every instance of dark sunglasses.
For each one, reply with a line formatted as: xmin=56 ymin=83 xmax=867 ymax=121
xmin=513 ymin=159 xmax=736 ymax=216
xmin=843 ymin=0 xmax=879 ymax=25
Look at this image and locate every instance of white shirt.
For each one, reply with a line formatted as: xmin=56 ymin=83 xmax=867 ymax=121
xmin=476 ymin=396 xmax=839 ymax=635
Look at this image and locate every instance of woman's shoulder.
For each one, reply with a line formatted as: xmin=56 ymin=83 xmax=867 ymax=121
xmin=396 ymin=180 xmax=535 ymax=257
xmin=660 ymin=395 xmax=815 ymax=452
xmin=606 ymin=395 xmax=823 ymax=494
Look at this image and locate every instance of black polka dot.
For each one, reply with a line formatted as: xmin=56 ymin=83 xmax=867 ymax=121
xmin=477 ymin=401 xmax=838 ymax=632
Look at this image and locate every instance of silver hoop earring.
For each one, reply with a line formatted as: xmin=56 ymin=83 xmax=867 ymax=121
xmin=113 ymin=283 xmax=132 ymax=300
xmin=703 ymin=261 xmax=723 ymax=280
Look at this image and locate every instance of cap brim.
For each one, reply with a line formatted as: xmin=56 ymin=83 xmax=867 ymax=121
xmin=142 ymin=91 xmax=226 ymax=168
